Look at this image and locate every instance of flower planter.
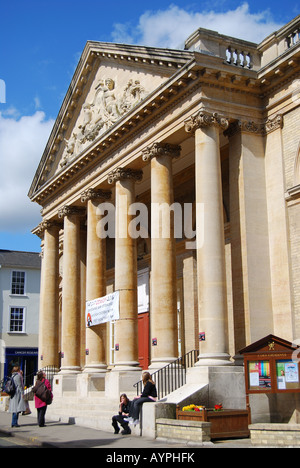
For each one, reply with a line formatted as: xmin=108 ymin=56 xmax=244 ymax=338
xmin=176 ymin=405 xmax=251 ymax=439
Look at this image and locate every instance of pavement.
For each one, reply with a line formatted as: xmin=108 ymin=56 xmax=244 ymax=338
xmin=0 ymin=410 xmax=254 ymax=451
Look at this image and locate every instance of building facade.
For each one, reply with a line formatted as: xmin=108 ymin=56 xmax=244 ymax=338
xmin=29 ymin=17 xmax=300 ymax=403
xmin=0 ymin=250 xmax=40 ymax=387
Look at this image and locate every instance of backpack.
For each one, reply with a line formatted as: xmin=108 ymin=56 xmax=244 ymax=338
xmin=3 ymin=375 xmax=16 ymax=397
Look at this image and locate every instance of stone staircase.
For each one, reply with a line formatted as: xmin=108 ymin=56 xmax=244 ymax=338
xmin=28 ymin=390 xmax=141 ymax=435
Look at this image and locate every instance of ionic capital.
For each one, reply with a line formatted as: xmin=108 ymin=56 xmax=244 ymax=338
xmin=34 ymin=220 xmax=61 ymax=237
xmin=142 ymin=142 xmax=181 ymax=162
xmin=184 ymin=110 xmax=229 ymax=134
xmin=80 ymin=188 xmax=112 ymax=203
xmin=58 ymin=205 xmax=86 ymax=218
xmin=264 ymin=114 xmax=283 ymax=134
xmin=224 ymin=119 xmax=264 ymax=138
xmin=107 ymin=167 xmax=143 ymax=185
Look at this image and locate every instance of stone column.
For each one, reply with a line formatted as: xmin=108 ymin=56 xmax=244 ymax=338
xmin=108 ymin=167 xmax=143 ymax=370
xmin=58 ymin=206 xmax=85 ymax=374
xmin=142 ymin=143 xmax=181 ymax=368
xmin=37 ymin=220 xmax=60 ymax=369
xmin=81 ymin=188 xmax=111 ymax=373
xmin=185 ymin=111 xmax=231 ymax=366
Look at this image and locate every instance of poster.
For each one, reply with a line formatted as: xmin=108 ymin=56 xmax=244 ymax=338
xmin=86 ymin=291 xmax=119 ymax=327
xmin=285 ymin=361 xmax=299 ymax=383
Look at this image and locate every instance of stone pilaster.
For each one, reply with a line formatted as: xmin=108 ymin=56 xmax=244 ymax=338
xmin=142 ymin=142 xmax=181 ymax=368
xmin=185 ymin=111 xmax=231 ymax=366
xmin=226 ymin=119 xmax=273 ymax=355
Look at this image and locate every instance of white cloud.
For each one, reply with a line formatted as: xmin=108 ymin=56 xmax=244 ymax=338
xmin=112 ymin=3 xmax=283 ymax=48
xmin=0 ymin=111 xmax=54 ymax=232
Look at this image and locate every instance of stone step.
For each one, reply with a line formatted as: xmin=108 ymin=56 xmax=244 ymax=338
xmin=27 ymin=399 xmax=140 ymax=435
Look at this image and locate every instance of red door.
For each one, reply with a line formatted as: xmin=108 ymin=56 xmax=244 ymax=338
xmin=138 ymin=312 xmax=150 ymax=370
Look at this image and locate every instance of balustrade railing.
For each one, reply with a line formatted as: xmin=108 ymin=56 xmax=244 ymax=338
xmin=133 ymin=350 xmax=198 ymax=400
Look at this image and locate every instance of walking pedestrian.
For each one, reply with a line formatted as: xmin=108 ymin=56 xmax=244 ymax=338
xmin=33 ymin=371 xmax=53 ymax=427
xmin=8 ymin=366 xmax=27 ymax=427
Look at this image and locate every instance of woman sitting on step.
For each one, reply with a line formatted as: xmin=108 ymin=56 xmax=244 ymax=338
xmin=112 ymin=393 xmax=132 ymax=435
xmin=126 ymin=372 xmax=157 ymax=426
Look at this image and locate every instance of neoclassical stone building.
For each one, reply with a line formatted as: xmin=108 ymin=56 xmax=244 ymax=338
xmin=29 ymin=16 xmax=300 ymax=410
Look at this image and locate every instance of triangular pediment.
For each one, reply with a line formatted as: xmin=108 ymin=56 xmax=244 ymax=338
xmin=240 ymin=334 xmax=298 ymax=355
xmin=29 ymin=41 xmax=192 ymax=199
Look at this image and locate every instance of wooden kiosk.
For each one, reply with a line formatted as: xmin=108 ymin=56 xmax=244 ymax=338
xmin=240 ymin=334 xmax=300 ymax=423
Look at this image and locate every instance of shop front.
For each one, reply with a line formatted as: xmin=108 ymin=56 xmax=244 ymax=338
xmin=4 ymin=347 xmax=38 ymax=388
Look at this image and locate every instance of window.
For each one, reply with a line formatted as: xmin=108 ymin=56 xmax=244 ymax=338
xmin=11 ymin=271 xmax=25 ymax=295
xmin=9 ymin=307 xmax=25 ymax=332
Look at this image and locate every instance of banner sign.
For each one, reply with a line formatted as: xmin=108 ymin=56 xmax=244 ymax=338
xmin=86 ymin=291 xmax=119 ymax=327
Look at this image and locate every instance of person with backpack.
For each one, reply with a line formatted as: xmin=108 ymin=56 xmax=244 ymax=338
xmin=8 ymin=366 xmax=27 ymax=427
xmin=33 ymin=370 xmax=53 ymax=427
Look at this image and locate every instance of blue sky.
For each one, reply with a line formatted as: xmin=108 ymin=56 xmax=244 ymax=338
xmin=0 ymin=0 xmax=298 ymax=253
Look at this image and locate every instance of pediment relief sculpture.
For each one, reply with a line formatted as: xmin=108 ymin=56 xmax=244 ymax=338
xmin=60 ymin=78 xmax=147 ymax=168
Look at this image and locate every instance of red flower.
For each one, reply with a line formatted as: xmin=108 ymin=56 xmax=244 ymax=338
xmin=214 ymin=404 xmax=223 ymax=411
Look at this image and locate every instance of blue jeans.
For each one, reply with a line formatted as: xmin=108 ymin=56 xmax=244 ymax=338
xmin=130 ymin=397 xmax=154 ymax=420
xmin=12 ymin=412 xmax=19 ymax=426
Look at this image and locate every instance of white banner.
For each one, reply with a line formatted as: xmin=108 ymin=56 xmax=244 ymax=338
xmin=86 ymin=291 xmax=119 ymax=327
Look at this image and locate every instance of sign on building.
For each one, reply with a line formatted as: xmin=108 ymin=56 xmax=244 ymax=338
xmin=86 ymin=291 xmax=119 ymax=327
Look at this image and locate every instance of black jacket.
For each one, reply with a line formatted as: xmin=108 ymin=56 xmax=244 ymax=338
xmin=141 ymin=381 xmax=157 ymax=399
xmin=119 ymin=401 xmax=131 ymax=415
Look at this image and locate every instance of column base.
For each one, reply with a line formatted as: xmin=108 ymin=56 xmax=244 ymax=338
xmin=195 ymin=353 xmax=232 ymax=367
xmin=77 ymin=372 xmax=106 ymax=396
xmin=148 ymin=357 xmax=178 ymax=372
xmin=59 ymin=366 xmax=81 ymax=375
xmin=82 ymin=364 xmax=107 ymax=374
xmin=112 ymin=361 xmax=141 ymax=372
xmin=187 ymin=365 xmax=246 ymax=409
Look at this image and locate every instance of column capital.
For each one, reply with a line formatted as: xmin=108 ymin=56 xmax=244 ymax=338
xmin=80 ymin=188 xmax=112 ymax=203
xmin=224 ymin=119 xmax=264 ymax=138
xmin=34 ymin=219 xmax=61 ymax=237
xmin=58 ymin=205 xmax=86 ymax=218
xmin=142 ymin=142 xmax=181 ymax=162
xmin=184 ymin=110 xmax=229 ymax=134
xmin=264 ymin=114 xmax=283 ymax=134
xmin=107 ymin=167 xmax=143 ymax=185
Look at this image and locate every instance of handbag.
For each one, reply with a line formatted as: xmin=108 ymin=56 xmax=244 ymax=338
xmin=33 ymin=380 xmax=52 ymax=405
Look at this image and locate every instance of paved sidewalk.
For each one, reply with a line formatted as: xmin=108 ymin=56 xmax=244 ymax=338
xmin=0 ymin=410 xmax=253 ymax=449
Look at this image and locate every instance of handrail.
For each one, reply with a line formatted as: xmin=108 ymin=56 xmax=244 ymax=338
xmin=133 ymin=350 xmax=198 ymax=400
xmin=24 ymin=365 xmax=58 ymax=389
